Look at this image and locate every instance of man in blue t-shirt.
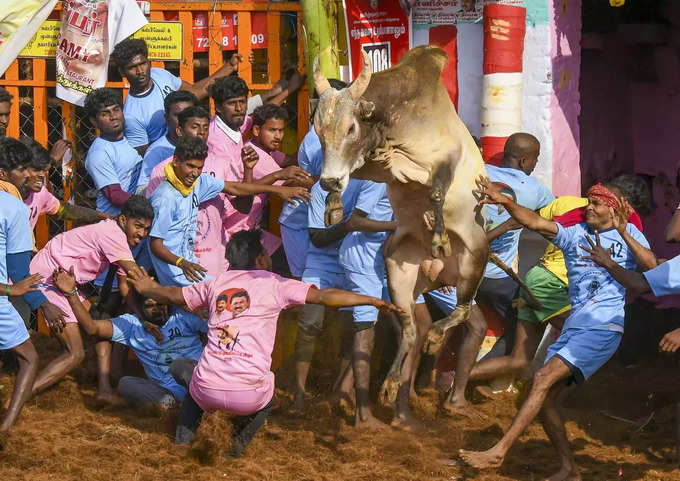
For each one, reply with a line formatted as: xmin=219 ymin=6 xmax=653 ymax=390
xmin=337 ymin=181 xmax=397 ymax=427
xmin=479 ymin=133 xmax=554 ymax=360
xmin=458 ymin=178 xmax=655 ymax=479
xmin=51 ymin=266 xmax=206 ymax=407
xmin=278 ymin=79 xmax=348 ymax=278
xmin=84 ymin=88 xmax=144 ymax=216
xmin=291 ymin=179 xmax=361 ymax=413
xmin=0 ymin=191 xmax=42 ymax=439
xmin=137 ymin=90 xmax=198 ymax=193
xmin=148 ymin=136 xmax=309 ymax=287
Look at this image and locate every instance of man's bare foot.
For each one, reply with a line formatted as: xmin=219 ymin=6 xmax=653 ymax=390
xmin=441 ymin=400 xmax=487 ymax=421
xmin=96 ymin=391 xmax=125 ymax=405
xmin=546 ymin=464 xmax=581 ymax=481
xmin=289 ymin=391 xmax=307 ymax=416
xmin=390 ymin=412 xmax=424 ymax=433
xmin=459 ymin=448 xmax=504 ymax=469
xmin=355 ymin=414 xmax=388 ymax=430
xmin=474 ymin=384 xmax=495 ymax=400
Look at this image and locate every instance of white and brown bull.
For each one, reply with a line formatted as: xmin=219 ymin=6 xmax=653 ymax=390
xmin=313 ymin=46 xmax=491 ymax=407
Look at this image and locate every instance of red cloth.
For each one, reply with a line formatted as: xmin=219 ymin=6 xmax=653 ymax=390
xmin=586 ymin=183 xmax=621 ymax=210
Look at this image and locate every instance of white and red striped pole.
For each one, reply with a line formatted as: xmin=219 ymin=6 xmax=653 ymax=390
xmin=480 ymin=2 xmax=526 ymax=165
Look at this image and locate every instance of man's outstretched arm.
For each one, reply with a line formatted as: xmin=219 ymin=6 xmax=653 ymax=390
xmin=306 ymin=287 xmax=403 ymax=313
xmin=474 ymin=176 xmax=558 ymax=241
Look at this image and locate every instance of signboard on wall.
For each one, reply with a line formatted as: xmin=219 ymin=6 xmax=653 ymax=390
xmin=412 ymin=0 xmax=483 ymax=27
xmin=343 ymin=0 xmax=410 ymax=79
xmin=19 ymin=21 xmax=182 ymax=61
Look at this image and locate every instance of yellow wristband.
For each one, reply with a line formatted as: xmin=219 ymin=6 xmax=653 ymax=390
xmin=175 ymin=257 xmax=184 ymax=267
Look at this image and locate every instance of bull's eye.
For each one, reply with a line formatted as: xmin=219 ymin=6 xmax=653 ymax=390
xmin=347 ymin=123 xmax=356 ymax=136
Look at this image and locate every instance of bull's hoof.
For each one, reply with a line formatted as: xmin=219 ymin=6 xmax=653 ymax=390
xmin=380 ymin=375 xmax=400 ymax=407
xmin=423 ymin=325 xmax=446 ymax=355
xmin=431 ymin=230 xmax=452 ymax=258
xmin=324 ymin=192 xmax=344 ymax=226
xmin=423 ymin=210 xmax=435 ymax=231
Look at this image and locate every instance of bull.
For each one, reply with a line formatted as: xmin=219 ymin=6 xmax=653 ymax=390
xmin=313 ymin=45 xmax=496 ymax=415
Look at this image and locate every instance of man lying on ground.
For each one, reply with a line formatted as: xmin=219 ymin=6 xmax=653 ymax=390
xmin=126 ymin=229 xmax=403 ymax=457
xmin=51 ymin=266 xmax=206 ymax=407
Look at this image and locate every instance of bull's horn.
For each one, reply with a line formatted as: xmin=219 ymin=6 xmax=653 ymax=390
xmin=313 ymin=55 xmax=332 ymax=96
xmin=348 ymin=48 xmax=372 ymax=100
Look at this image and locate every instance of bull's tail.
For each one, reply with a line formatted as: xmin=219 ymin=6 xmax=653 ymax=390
xmin=487 ymin=253 xmax=542 ymax=310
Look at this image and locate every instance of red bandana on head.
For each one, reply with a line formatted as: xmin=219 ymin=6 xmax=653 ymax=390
xmin=586 ymin=183 xmax=620 ymax=210
xmin=554 ymin=184 xmax=643 ymax=231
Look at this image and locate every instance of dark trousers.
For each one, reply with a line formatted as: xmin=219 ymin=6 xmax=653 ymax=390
xmin=170 ymin=358 xmax=274 ymax=456
xmin=475 ymin=276 xmax=519 ymax=362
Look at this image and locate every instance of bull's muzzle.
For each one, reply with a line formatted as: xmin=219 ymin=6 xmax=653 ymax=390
xmin=320 ymin=177 xmax=343 ymax=193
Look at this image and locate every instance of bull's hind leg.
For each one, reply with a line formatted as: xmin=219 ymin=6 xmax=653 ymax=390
xmin=380 ymin=238 xmax=422 ymax=408
xmin=429 ymin=163 xmax=453 ymax=258
xmin=423 ymin=231 xmax=486 ymax=356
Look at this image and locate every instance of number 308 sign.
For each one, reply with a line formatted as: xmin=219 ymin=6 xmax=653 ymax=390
xmin=363 ymin=42 xmax=391 ymax=73
xmin=343 ymin=0 xmax=410 ymax=80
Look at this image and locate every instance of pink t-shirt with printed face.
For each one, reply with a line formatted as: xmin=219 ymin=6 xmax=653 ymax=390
xmin=30 ymin=219 xmax=134 ymax=284
xmin=24 ymin=186 xmax=60 ymax=229
xmin=182 ymin=270 xmax=313 ymax=391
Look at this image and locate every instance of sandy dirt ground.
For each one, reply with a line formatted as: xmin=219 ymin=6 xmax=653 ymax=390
xmin=0 ymin=328 xmax=679 ymax=481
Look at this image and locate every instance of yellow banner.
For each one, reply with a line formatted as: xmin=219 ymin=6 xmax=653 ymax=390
xmin=131 ymin=22 xmax=183 ymax=61
xmin=18 ymin=20 xmax=60 ymax=58
xmin=19 ymin=21 xmax=183 ymax=61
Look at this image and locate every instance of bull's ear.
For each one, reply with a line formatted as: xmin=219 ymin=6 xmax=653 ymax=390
xmin=357 ymin=99 xmax=375 ymax=120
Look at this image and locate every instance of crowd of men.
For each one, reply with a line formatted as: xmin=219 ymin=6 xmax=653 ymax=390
xmin=1 ymin=36 xmax=680 ymax=479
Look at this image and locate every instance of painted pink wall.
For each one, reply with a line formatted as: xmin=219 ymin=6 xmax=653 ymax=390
xmin=550 ymin=0 xmax=581 ymax=196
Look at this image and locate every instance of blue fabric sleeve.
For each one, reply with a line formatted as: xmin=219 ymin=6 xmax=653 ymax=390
xmin=124 ymin=116 xmax=149 ymax=148
xmin=196 ymin=174 xmax=226 ymax=203
xmin=298 ymin=131 xmax=323 ymax=177
xmin=643 ymin=255 xmax=680 ymax=297
xmin=353 ymin=181 xmax=383 ymax=215
xmin=6 ymin=203 xmax=33 ymax=254
xmin=628 ymin=224 xmax=650 ymax=249
xmin=535 ymin=183 xmax=555 ymax=210
xmin=149 ymin=190 xmax=173 ymax=240
xmin=110 ymin=314 xmax=140 ymax=346
xmin=7 ymin=251 xmax=47 ymax=309
xmin=307 ymin=184 xmax=327 ymax=230
xmin=86 ymin=146 xmax=120 ymax=190
xmin=551 ymin=222 xmax=574 ymax=252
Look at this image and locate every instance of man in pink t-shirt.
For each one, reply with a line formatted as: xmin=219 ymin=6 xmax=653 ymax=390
xmin=127 ymin=229 xmax=401 ymax=456
xmin=20 ymin=138 xmax=108 ymax=232
xmin=238 ymin=104 xmax=313 ymax=275
xmin=29 ymin=196 xmax=153 ymax=399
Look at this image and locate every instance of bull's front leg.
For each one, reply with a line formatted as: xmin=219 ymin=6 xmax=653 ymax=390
xmin=380 ymin=245 xmax=421 ymax=408
xmin=428 ymin=163 xmax=453 ymax=258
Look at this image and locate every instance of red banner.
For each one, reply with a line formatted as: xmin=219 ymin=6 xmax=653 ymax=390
xmin=343 ymin=0 xmax=410 ymax=79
